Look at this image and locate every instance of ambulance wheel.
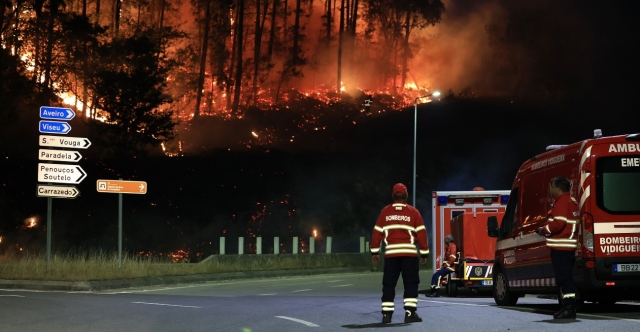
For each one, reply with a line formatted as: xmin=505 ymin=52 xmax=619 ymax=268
xmin=493 ymin=268 xmax=518 ymax=306
xmin=447 ymin=279 xmax=458 ymax=297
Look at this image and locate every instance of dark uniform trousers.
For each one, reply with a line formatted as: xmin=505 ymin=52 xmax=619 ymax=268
xmin=431 ymin=267 xmax=453 ymax=287
xmin=382 ymin=256 xmax=419 ymax=312
xmin=550 ymin=249 xmax=577 ymax=306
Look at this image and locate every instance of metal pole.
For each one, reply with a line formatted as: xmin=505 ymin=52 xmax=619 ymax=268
xmin=47 ymin=197 xmax=52 ymax=270
xmin=413 ymin=100 xmax=418 ymax=207
xmin=118 ymin=178 xmax=123 ymax=269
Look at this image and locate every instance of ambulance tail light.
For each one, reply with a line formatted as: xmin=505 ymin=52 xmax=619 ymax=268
xmin=582 ymin=213 xmax=595 ymax=262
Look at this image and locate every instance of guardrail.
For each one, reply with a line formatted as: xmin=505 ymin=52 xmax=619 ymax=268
xmin=216 ymin=236 xmax=371 ymax=254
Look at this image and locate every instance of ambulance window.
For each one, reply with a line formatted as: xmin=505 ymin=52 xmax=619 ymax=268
xmin=500 ymin=188 xmax=519 ymax=236
xmin=596 ymin=156 xmax=640 ymax=214
xmin=451 ymin=210 xmax=465 ymax=220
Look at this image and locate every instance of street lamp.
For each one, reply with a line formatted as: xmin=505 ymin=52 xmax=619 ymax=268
xmin=413 ymin=91 xmax=440 ymax=207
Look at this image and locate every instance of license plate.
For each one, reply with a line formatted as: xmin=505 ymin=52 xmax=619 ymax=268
xmin=614 ymin=263 xmax=640 ymax=272
xmin=482 ymin=280 xmax=493 ymax=286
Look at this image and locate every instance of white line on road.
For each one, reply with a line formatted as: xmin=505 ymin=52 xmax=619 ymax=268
xmin=326 ymin=280 xmax=343 ymax=283
xmin=259 ymin=293 xmax=278 ymax=296
xmin=275 ymin=316 xmax=320 ymax=327
xmin=330 ymin=284 xmax=353 ymax=288
xmin=419 ymin=299 xmax=490 ymax=307
xmin=131 ymin=301 xmax=202 ymax=308
xmin=0 ymin=295 xmax=25 ymax=297
xmin=292 ymin=289 xmax=312 ymax=293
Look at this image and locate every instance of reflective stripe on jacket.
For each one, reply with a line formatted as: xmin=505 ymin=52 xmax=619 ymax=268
xmin=543 ymin=193 xmax=580 ymax=251
xmin=370 ymin=203 xmax=429 ymax=258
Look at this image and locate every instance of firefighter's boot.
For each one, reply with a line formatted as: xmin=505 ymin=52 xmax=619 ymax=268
xmin=428 ymin=286 xmax=440 ymax=298
xmin=381 ymin=312 xmax=392 ymax=324
xmin=553 ymin=305 xmax=577 ymax=319
xmin=404 ymin=310 xmax=423 ymax=323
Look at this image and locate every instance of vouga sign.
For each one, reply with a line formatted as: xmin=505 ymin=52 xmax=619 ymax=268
xmin=37 ymin=106 xmax=90 ymax=199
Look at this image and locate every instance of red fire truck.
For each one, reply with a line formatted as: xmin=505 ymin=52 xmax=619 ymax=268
xmin=487 ymin=130 xmax=640 ymax=305
xmin=431 ymin=190 xmax=510 ymax=295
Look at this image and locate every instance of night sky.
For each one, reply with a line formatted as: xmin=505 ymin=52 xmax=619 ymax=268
xmin=1 ymin=0 xmax=639 ymax=260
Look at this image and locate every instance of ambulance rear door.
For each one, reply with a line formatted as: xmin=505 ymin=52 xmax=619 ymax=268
xmin=431 ymin=190 xmax=510 ymax=272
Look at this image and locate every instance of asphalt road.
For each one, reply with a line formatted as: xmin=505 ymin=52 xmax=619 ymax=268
xmin=1 ymin=271 xmax=639 ymax=331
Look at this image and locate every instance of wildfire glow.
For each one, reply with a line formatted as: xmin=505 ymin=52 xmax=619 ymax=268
xmin=405 ymin=83 xmax=418 ymax=90
xmin=24 ymin=217 xmax=36 ymax=228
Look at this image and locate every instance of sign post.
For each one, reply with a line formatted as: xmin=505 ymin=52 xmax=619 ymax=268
xmin=37 ymin=105 xmax=85 ymax=270
xmin=97 ymin=179 xmax=148 ymax=268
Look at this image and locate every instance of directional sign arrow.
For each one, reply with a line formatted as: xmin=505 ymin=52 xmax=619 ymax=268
xmin=38 ymin=149 xmax=82 ymax=162
xmin=38 ymin=163 xmax=87 ymax=184
xmin=39 ymin=135 xmax=91 ymax=149
xmin=39 ymin=120 xmax=71 ymax=134
xmin=37 ymin=185 xmax=80 ymax=199
xmin=40 ymin=106 xmax=76 ymax=120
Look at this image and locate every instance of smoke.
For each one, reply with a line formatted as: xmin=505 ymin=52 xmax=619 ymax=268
xmin=410 ymin=0 xmax=508 ymax=96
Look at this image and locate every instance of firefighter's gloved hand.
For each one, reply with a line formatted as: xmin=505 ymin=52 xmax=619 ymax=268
xmin=536 ymin=227 xmax=545 ymax=236
xmin=420 ymin=257 xmax=427 ymax=266
xmin=372 ymin=254 xmax=380 ymax=267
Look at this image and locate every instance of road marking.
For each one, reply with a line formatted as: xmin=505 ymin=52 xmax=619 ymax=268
xmin=0 ymin=295 xmax=25 ymax=297
xmin=131 ymin=302 xmax=202 ymax=308
xmin=259 ymin=293 xmax=277 ymax=296
xmin=326 ymin=280 xmax=343 ymax=283
xmin=275 ymin=316 xmax=320 ymax=327
xmin=419 ymin=299 xmax=490 ymax=307
xmin=330 ymin=284 xmax=353 ymax=288
xmin=292 ymin=289 xmax=312 ymax=293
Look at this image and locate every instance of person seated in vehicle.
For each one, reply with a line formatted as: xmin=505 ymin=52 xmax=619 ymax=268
xmin=428 ymin=234 xmax=457 ymax=297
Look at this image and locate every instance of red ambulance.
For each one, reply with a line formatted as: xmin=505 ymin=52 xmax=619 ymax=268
xmin=431 ymin=190 xmax=510 ymax=295
xmin=445 ymin=211 xmax=505 ymax=296
xmin=487 ymin=130 xmax=640 ymax=305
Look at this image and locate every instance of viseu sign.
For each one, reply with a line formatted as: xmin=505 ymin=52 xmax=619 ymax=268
xmin=39 ymin=120 xmax=71 ymax=134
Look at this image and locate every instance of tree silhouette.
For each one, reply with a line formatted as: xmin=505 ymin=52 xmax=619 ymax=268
xmin=89 ymin=28 xmax=178 ymax=156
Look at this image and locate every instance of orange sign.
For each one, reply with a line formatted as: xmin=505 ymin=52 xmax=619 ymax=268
xmin=96 ymin=179 xmax=147 ymax=194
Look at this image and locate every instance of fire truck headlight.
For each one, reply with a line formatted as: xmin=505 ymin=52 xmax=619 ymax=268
xmin=437 ymin=196 xmax=447 ymax=205
xmin=500 ymin=195 xmax=510 ymax=205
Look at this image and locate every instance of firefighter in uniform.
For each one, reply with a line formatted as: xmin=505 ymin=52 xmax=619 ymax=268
xmin=370 ymin=183 xmax=429 ymax=324
xmin=428 ymin=234 xmax=457 ymax=297
xmin=536 ymin=176 xmax=580 ymax=319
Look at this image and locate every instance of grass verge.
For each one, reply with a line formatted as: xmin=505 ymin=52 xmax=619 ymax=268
xmin=0 ymin=251 xmax=372 ymax=282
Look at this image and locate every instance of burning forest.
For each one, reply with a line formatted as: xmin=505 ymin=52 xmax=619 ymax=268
xmin=2 ymin=0 xmax=639 ymax=261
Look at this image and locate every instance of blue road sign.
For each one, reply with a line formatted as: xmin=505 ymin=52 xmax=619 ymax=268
xmin=39 ymin=120 xmax=71 ymax=134
xmin=40 ymin=106 xmax=76 ymax=121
